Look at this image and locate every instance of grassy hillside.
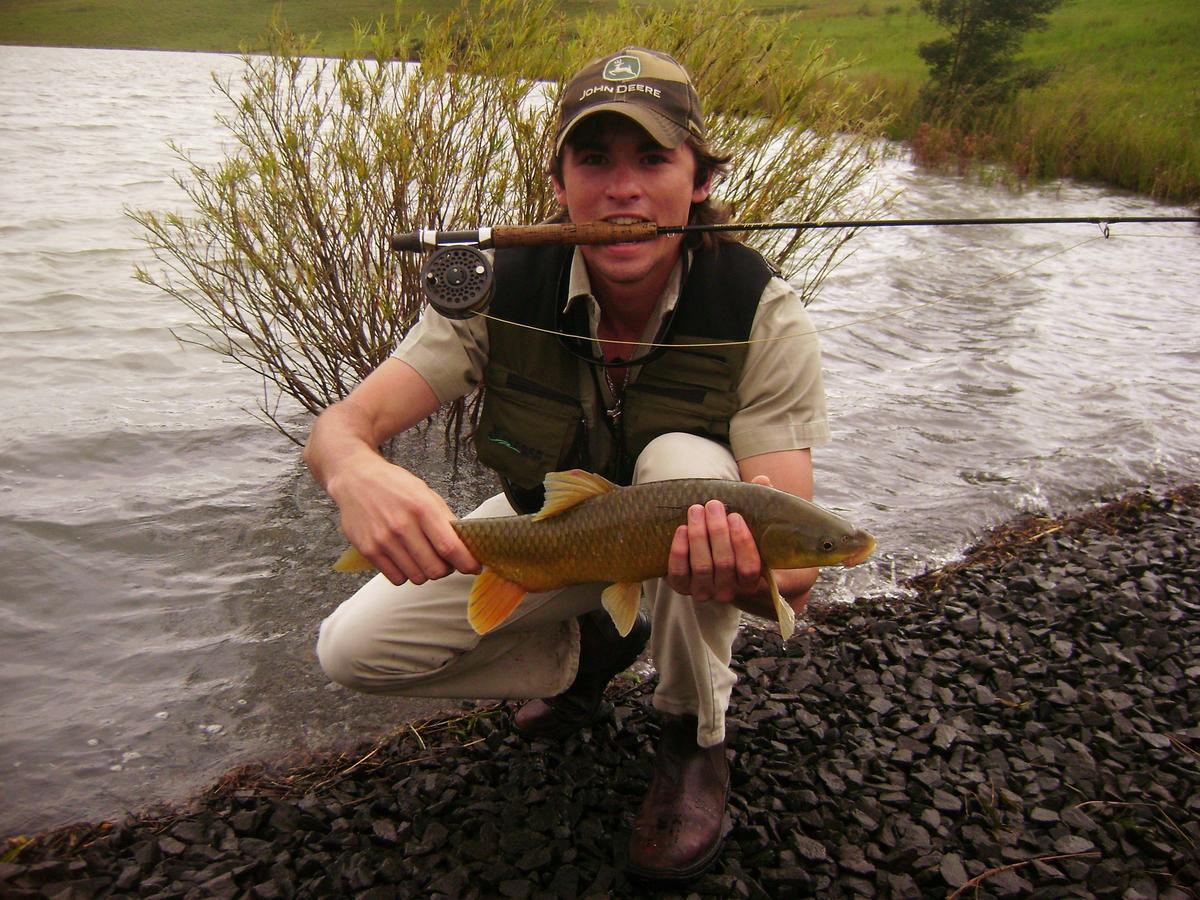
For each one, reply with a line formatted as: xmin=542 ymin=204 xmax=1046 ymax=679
xmin=2 ymin=0 xmax=1197 ymax=200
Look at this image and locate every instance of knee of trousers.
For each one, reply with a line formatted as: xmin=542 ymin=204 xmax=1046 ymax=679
xmin=633 ymin=433 xmax=740 ymax=484
xmin=315 ymin=594 xmax=466 ymax=694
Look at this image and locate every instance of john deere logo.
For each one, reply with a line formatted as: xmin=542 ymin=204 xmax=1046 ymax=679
xmin=603 ymin=56 xmax=641 ymax=82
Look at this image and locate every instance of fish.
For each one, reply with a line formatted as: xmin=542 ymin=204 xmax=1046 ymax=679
xmin=334 ymin=469 xmax=876 ymax=641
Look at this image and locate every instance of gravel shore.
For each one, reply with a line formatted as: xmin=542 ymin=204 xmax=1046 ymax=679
xmin=4 ymin=485 xmax=1198 ymax=898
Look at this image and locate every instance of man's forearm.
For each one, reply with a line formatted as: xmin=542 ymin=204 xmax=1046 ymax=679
xmin=303 ymin=401 xmax=384 ymax=494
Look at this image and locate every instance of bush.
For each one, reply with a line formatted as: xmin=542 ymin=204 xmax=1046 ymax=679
xmin=131 ymin=0 xmax=889 ymax=443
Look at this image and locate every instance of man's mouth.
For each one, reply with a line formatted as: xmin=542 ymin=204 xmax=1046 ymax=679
xmin=602 ymin=217 xmax=655 ymax=247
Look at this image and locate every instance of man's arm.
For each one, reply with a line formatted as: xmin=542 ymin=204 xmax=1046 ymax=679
xmin=665 ymin=447 xmax=819 ymax=617
xmin=304 ymin=357 xmax=480 ymax=586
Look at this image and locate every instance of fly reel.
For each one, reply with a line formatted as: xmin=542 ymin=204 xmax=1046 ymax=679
xmin=420 ymin=245 xmax=493 ymax=320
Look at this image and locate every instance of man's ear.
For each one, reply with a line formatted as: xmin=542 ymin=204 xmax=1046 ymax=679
xmin=551 ymin=170 xmax=568 ymax=207
xmin=692 ymin=167 xmax=713 ymax=205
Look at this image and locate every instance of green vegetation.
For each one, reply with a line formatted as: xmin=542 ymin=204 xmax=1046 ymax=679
xmin=916 ymin=0 xmax=1064 ymax=115
xmin=1 ymin=0 xmax=1196 ymax=200
xmin=127 ymin=0 xmax=886 ymax=440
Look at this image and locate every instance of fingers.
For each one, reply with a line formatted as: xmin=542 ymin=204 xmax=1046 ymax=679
xmin=668 ymin=501 xmax=762 ymax=603
xmin=341 ymin=476 xmax=480 ymax=586
xmin=367 ymin=514 xmax=481 ymax=587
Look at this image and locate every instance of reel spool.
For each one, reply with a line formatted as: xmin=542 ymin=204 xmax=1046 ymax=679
xmin=420 ymin=245 xmax=493 ymax=319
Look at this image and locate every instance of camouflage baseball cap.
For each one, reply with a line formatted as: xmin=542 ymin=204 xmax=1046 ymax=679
xmin=554 ymin=47 xmax=706 ymax=154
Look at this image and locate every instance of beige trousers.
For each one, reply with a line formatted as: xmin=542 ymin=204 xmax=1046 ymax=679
xmin=316 ymin=433 xmax=744 ymax=747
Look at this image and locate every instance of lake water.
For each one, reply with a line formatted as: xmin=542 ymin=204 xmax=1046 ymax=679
xmin=1 ymin=45 xmax=1197 ymax=837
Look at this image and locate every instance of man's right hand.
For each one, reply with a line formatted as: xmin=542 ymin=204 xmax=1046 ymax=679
xmin=327 ymin=455 xmax=481 ymax=586
xmin=304 ymin=358 xmax=482 ymax=587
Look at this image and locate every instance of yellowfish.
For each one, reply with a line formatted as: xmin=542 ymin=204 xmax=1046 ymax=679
xmin=334 ymin=470 xmax=876 ymax=641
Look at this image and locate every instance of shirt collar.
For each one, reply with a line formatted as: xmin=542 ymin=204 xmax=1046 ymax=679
xmin=561 ymin=247 xmax=688 ymax=345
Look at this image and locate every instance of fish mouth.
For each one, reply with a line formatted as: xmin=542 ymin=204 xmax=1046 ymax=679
xmin=840 ymin=532 xmax=877 ymax=568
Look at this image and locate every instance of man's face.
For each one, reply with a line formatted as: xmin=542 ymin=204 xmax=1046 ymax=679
xmin=553 ymin=115 xmax=711 ymax=300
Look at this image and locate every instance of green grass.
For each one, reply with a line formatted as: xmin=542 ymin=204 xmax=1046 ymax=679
xmin=2 ymin=0 xmax=1197 ymax=200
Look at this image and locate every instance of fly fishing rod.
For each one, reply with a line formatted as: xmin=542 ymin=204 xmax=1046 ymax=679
xmin=390 ymin=215 xmax=1200 ymax=319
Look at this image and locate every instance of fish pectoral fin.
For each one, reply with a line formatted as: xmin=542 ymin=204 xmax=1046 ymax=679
xmin=334 ymin=546 xmax=375 ymax=573
xmin=601 ymin=582 xmax=643 ymax=637
xmin=765 ymin=568 xmax=796 ymax=641
xmin=534 ymin=469 xmax=618 ymax=521
xmin=468 ymin=569 xmax=528 ymax=635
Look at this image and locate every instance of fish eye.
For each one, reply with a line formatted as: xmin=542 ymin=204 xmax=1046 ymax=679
xmin=821 ymin=539 xmax=835 ymax=553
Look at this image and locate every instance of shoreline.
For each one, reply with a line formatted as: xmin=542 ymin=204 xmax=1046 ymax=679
xmin=3 ymin=483 xmax=1197 ymax=896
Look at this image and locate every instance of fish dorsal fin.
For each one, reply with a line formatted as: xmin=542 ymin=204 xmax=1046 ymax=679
xmin=533 ymin=469 xmax=618 ymax=522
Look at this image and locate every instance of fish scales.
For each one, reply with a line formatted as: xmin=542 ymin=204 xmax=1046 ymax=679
xmin=451 ymin=478 xmax=852 ymax=590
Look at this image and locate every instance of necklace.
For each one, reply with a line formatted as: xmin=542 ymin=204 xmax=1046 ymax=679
xmin=602 ymin=361 xmax=625 ymax=423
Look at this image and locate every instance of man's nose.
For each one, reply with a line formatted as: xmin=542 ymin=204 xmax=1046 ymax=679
xmin=605 ymin=162 xmax=643 ymax=202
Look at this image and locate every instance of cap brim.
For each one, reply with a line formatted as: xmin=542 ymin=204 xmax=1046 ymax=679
xmin=554 ymin=104 xmax=690 ymax=155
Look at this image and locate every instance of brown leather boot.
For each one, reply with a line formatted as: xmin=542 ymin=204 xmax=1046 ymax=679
xmin=626 ymin=714 xmax=730 ymax=883
xmin=512 ymin=608 xmax=650 ymax=740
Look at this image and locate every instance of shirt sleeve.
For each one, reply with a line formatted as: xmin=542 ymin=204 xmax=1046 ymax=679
xmin=729 ymin=276 xmax=832 ymax=460
xmin=391 ymin=306 xmax=489 ymax=405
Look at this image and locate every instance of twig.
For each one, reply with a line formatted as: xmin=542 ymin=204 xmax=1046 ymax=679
xmin=947 ymin=851 xmax=1100 ymax=899
xmin=1073 ymin=800 xmax=1195 ymax=850
xmin=408 ymin=723 xmax=427 ymax=751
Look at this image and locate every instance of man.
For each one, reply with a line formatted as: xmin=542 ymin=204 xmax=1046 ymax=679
xmin=305 ymin=47 xmax=830 ymax=882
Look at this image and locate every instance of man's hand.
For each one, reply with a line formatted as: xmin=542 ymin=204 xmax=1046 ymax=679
xmin=664 ymin=471 xmax=816 ymax=617
xmin=328 ymin=455 xmax=480 ymax=587
xmin=666 ymin=498 xmax=762 ymax=604
xmin=304 ymin=358 xmax=481 ymax=587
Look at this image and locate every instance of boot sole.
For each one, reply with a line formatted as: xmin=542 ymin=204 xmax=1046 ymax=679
xmin=625 ymin=815 xmax=730 ymax=884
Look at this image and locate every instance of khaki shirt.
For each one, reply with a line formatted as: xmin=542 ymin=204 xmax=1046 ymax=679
xmin=394 ymin=247 xmax=831 ymax=465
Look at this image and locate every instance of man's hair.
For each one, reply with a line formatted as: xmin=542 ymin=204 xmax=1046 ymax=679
xmin=546 ymin=114 xmax=734 ymax=250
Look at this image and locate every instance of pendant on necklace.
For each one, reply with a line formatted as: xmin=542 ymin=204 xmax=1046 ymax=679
xmin=603 ymin=364 xmax=624 ymax=423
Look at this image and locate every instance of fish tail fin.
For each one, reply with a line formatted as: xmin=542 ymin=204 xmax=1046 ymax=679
xmin=468 ymin=569 xmax=528 ymax=635
xmin=765 ymin=568 xmax=796 ymax=641
xmin=334 ymin=546 xmax=375 ymax=573
xmin=601 ymin=582 xmax=643 ymax=637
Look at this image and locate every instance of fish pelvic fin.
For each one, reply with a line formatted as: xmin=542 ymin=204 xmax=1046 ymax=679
xmin=533 ymin=469 xmax=618 ymax=521
xmin=468 ymin=569 xmax=528 ymax=635
xmin=601 ymin=582 xmax=643 ymax=637
xmin=334 ymin=546 xmax=375 ymax=573
xmin=765 ymin=568 xmax=796 ymax=641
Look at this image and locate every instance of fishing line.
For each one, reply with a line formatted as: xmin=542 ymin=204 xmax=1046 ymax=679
xmin=471 ymin=232 xmax=1110 ymax=349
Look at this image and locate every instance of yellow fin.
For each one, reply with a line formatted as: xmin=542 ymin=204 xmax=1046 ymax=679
xmin=334 ymin=546 xmax=375 ymax=573
xmin=468 ymin=569 xmax=528 ymax=635
xmin=534 ymin=469 xmax=618 ymax=522
xmin=601 ymin=582 xmax=643 ymax=637
xmin=765 ymin=568 xmax=796 ymax=641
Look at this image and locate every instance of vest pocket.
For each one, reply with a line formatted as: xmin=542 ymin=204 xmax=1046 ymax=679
xmin=474 ymin=365 xmax=584 ymax=492
xmin=623 ymin=345 xmax=742 ymax=461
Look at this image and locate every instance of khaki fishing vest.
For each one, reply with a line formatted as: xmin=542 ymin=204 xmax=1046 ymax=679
xmin=474 ymin=242 xmax=776 ymax=513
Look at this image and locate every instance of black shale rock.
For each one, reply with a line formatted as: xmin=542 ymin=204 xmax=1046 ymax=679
xmin=3 ymin=485 xmax=1199 ymax=897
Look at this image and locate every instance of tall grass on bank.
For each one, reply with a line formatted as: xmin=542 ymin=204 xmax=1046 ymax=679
xmin=908 ymin=92 xmax=1200 ymax=201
